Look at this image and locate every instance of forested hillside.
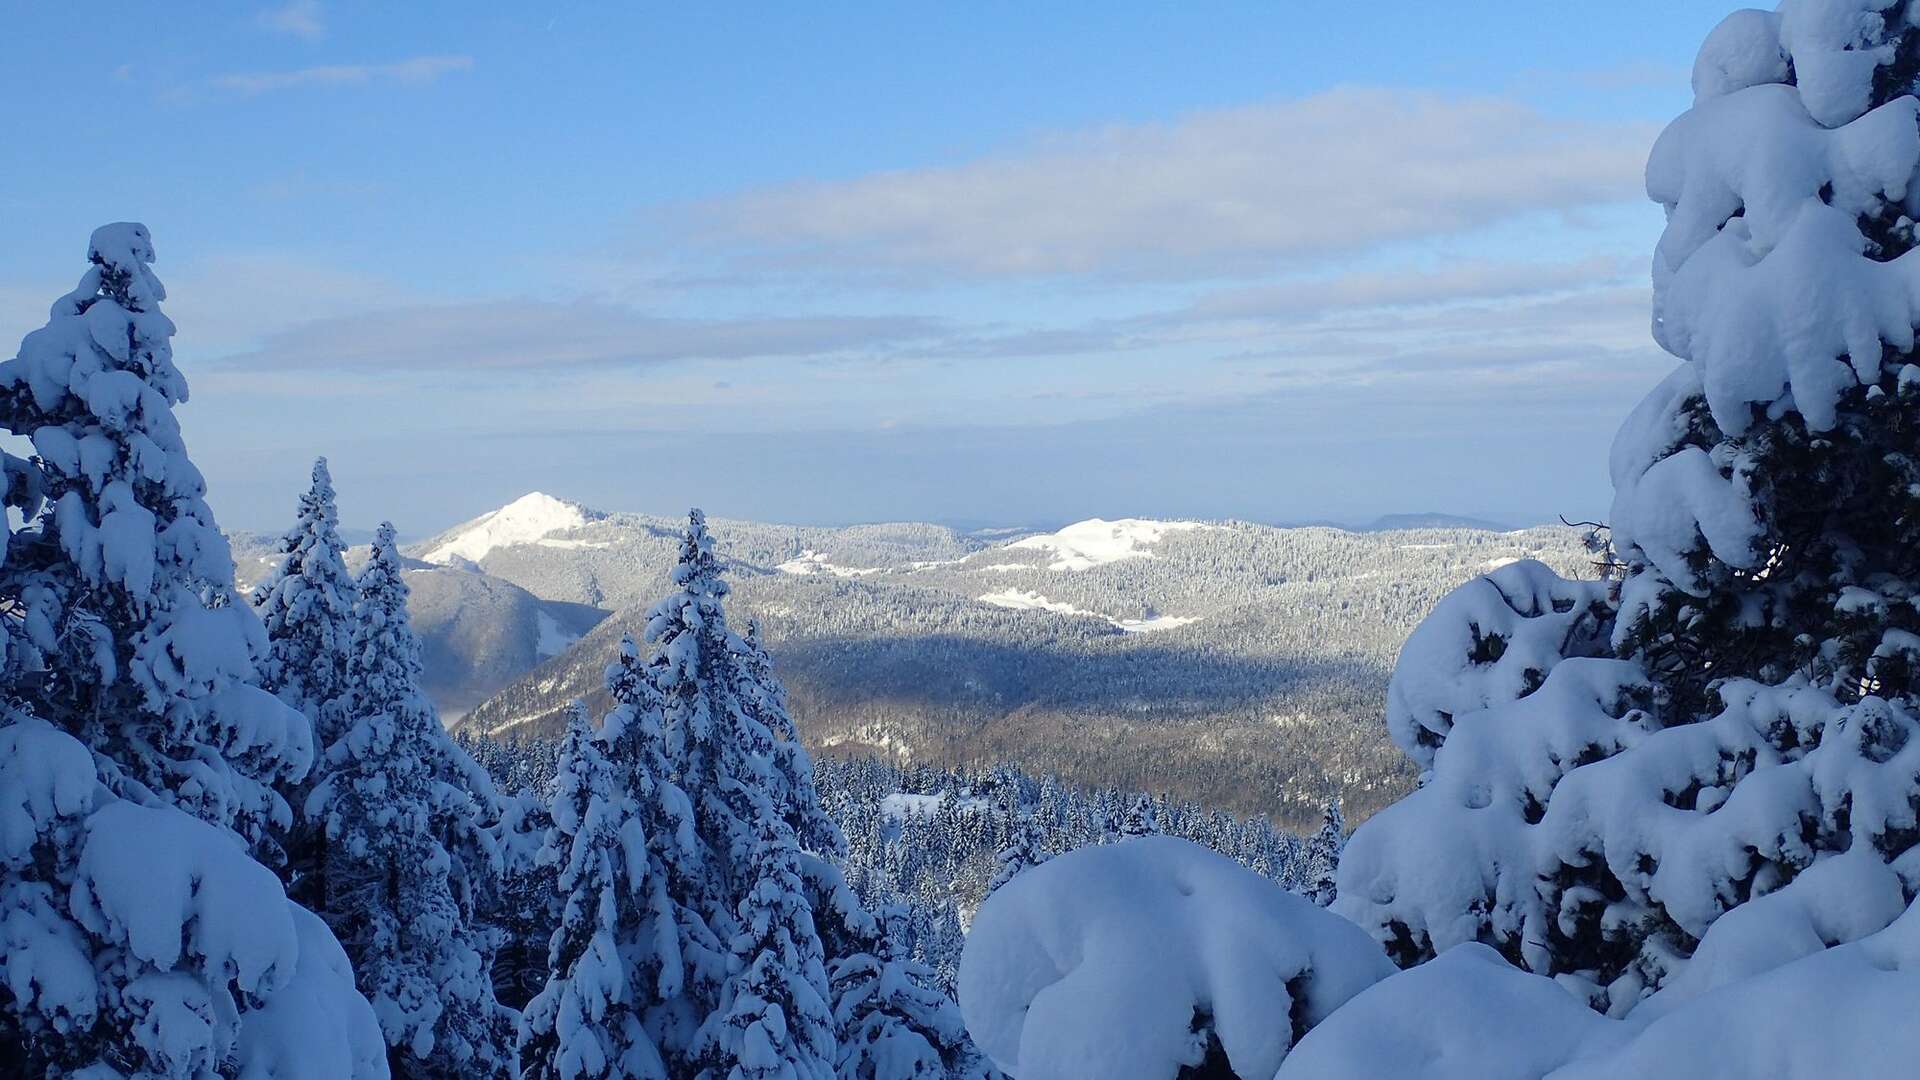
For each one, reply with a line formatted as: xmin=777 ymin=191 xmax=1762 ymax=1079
xmin=434 ymin=502 xmax=1593 ymax=824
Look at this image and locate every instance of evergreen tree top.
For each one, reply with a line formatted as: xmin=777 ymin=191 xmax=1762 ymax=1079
xmin=669 ymin=507 xmax=727 ymax=597
xmin=350 ymin=522 xmax=426 ymax=700
xmin=291 ymin=457 xmax=340 ymax=536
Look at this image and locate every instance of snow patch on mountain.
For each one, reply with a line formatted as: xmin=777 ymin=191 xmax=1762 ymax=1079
xmin=978 ymin=588 xmax=1197 ymax=633
xmin=775 ymin=550 xmax=885 ymax=577
xmin=534 ymin=610 xmax=578 ymax=659
xmin=1007 ymin=518 xmax=1217 ymax=571
xmin=421 ymin=492 xmax=592 ymax=565
xmin=880 ymin=792 xmax=988 ymax=821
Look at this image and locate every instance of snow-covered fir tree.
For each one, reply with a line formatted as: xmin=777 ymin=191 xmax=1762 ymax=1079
xmin=311 ymin=522 xmax=516 ymax=1076
xmin=520 ymin=702 xmax=675 ymax=1080
xmin=693 ymin=816 xmax=837 ymax=1080
xmin=601 ymin=630 xmax=728 ymax=1050
xmin=822 ymin=897 xmax=995 ymax=1080
xmin=645 ymin=509 xmax=775 ymax=926
xmin=1338 ymin=5 xmax=1920 ymax=1013
xmin=523 ymin=632 xmax=726 ymax=1077
xmin=254 ymin=456 xmax=358 ymax=737
xmin=989 ymin=815 xmax=1049 ymax=893
xmin=0 ymin=222 xmax=311 ymax=849
xmin=734 ymin=616 xmax=845 ymax=859
xmin=253 ymin=456 xmax=360 ymax=906
xmin=1120 ymin=793 xmax=1159 ymax=837
xmin=1302 ymin=798 xmax=1342 ymax=908
xmin=0 ymin=225 xmax=385 ymax=1076
xmin=492 ymin=784 xmax=558 ymax=1012
xmin=645 ymin=511 xmax=837 ymax=1073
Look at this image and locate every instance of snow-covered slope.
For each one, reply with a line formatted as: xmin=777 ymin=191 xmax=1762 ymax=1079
xmin=418 ymin=492 xmax=598 ymax=565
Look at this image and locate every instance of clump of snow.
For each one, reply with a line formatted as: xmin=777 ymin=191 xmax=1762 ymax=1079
xmin=1345 ymin=657 xmax=1920 ymax=1011
xmin=1006 ymin=518 xmax=1215 ymax=572
xmin=958 ymin=835 xmax=1392 ymax=1079
xmin=1385 ymin=559 xmax=1614 ymax=771
xmin=422 ymin=491 xmax=590 ymax=564
xmin=1276 ymin=943 xmax=1624 ymax=1079
xmin=1651 ymin=4 xmax=1920 ymax=435
xmin=1288 ymin=895 xmax=1920 ymax=1080
xmin=1691 ymin=8 xmax=1788 ymax=101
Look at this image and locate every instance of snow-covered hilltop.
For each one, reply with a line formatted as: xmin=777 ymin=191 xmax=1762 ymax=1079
xmin=1005 ymin=517 xmax=1218 ymax=572
xmin=419 ymin=490 xmax=599 ymax=564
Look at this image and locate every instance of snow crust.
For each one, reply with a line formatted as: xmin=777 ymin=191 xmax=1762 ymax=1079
xmin=957 ymin=835 xmax=1392 ymax=1079
xmin=1005 ymin=518 xmax=1214 ymax=572
xmin=423 ymin=492 xmax=590 ymax=564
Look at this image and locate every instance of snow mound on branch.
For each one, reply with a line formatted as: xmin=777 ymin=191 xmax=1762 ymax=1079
xmin=235 ymin=906 xmax=390 ymax=1080
xmin=957 ymin=835 xmax=1392 ymax=1079
xmin=72 ymin=800 xmax=299 ymax=995
xmin=1287 ymin=891 xmax=1920 ymax=1079
xmin=1692 ymin=9 xmax=1788 ymax=100
xmin=1006 ymin=518 xmax=1214 ymax=571
xmin=1276 ymin=943 xmax=1624 ymax=1080
xmin=1385 ymin=559 xmax=1613 ymax=770
xmin=1343 ymin=657 xmax=1920 ymax=1009
xmin=422 ymin=492 xmax=592 ymax=565
xmin=1555 ymin=895 xmax=1920 ymax=1079
xmin=1607 ymin=362 xmax=1766 ymax=598
xmin=1651 ymin=2 xmax=1920 ymax=435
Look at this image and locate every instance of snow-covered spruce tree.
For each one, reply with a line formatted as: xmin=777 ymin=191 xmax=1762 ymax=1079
xmin=692 ymin=816 xmax=837 ymax=1080
xmin=1120 ymin=793 xmax=1159 ymax=837
xmin=988 ymin=814 xmax=1049 ymax=893
xmin=0 ymin=225 xmax=385 ymax=1077
xmin=255 ymin=457 xmax=358 ymax=738
xmin=734 ymin=617 xmax=845 ymax=860
xmin=493 ymin=787 xmax=560 ymax=1013
xmin=311 ymin=523 xmax=516 ymax=1076
xmin=0 ymin=222 xmax=311 ymax=850
xmin=639 ymin=510 xmax=989 ymax=1074
xmin=1302 ymin=798 xmax=1342 ymax=908
xmin=819 ymin=893 xmax=995 ymax=1080
xmin=254 ymin=456 xmax=360 ymax=907
xmin=1339 ymin=4 xmax=1920 ymax=1013
xmin=519 ymin=703 xmax=675 ymax=1080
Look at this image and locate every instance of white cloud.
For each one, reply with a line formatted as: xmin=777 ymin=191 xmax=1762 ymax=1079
xmin=690 ymin=88 xmax=1659 ymax=278
xmin=258 ymin=0 xmax=325 ymax=40
xmin=220 ymin=300 xmax=946 ymax=371
xmin=1176 ymin=257 xmax=1639 ymax=320
xmin=212 ymin=55 xmax=472 ymax=96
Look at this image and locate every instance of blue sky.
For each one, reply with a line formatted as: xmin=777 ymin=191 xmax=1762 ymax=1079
xmin=0 ymin=1 xmax=1737 ymax=533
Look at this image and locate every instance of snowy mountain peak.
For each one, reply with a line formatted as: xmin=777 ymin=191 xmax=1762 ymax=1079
xmin=420 ymin=491 xmax=595 ymax=565
xmin=1007 ymin=517 xmax=1216 ymax=572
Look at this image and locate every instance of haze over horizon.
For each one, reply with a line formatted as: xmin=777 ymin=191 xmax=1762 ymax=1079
xmin=1 ymin=2 xmax=1735 ymax=533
